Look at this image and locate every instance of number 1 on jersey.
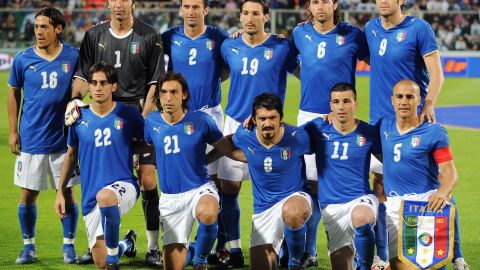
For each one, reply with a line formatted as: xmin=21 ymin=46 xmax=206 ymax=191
xmin=331 ymin=141 xmax=349 ymax=160
xmin=114 ymin=50 xmax=121 ymax=68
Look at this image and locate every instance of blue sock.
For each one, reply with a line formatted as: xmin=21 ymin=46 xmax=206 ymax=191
xmin=118 ymin=238 xmax=133 ymax=256
xmin=219 ymin=193 xmax=241 ymax=253
xmin=452 ymin=199 xmax=464 ymax=260
xmin=278 ymin=240 xmax=289 ymax=266
xmin=62 ymin=204 xmax=78 ymax=250
xmin=184 ymin=241 xmax=196 ymax=267
xmin=100 ymin=206 xmax=121 ymax=264
xmin=284 ymin=224 xmax=306 ymax=267
xmin=216 ymin=213 xmax=227 ymax=251
xmin=375 ymin=203 xmax=388 ymax=261
xmin=18 ymin=204 xmax=37 ymax=250
xmin=355 ymin=224 xmax=375 ymax=270
xmin=193 ymin=221 xmax=218 ymax=265
xmin=305 ymin=195 xmax=321 ymax=256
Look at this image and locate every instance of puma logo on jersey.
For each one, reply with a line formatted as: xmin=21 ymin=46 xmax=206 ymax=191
xmin=80 ymin=120 xmax=89 ymax=128
xmin=155 ymin=42 xmax=163 ymax=48
xmin=28 ymin=65 xmax=37 ymax=72
xmin=247 ymin=147 xmax=255 ymax=155
xmin=98 ymin=43 xmax=106 ymax=49
xmin=371 ymin=30 xmax=377 ymax=37
xmin=174 ymin=40 xmax=182 ymax=47
xmin=322 ymin=133 xmax=331 ymax=140
xmin=291 ymin=130 xmax=298 ymax=136
xmin=384 ymin=131 xmax=390 ymax=139
xmin=153 ymin=127 xmax=161 ymax=133
xmin=305 ymin=34 xmax=312 ymax=42
xmin=231 ymin=48 xmax=239 ymax=55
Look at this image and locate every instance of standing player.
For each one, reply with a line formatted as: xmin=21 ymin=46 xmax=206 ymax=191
xmin=7 ymin=7 xmax=80 ymax=265
xmin=65 ymin=0 xmax=165 ymax=265
xmin=303 ymin=83 xmax=381 ymax=270
xmin=291 ymin=0 xmax=369 ymax=265
xmin=55 ymin=62 xmax=140 ymax=270
xmin=161 ymin=1 xmax=231 ymax=259
xmin=231 ymin=93 xmax=312 ymax=270
xmin=144 ymin=72 xmax=245 ymax=270
xmin=218 ymin=1 xmax=299 ymax=265
xmin=365 ymin=1 xmax=468 ymax=268
xmin=378 ymin=80 xmax=458 ymax=270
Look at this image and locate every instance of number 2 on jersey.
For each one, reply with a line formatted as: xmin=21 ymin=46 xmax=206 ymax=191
xmin=95 ymin=128 xmax=112 ymax=147
xmin=164 ymin=135 xmax=180 ymax=154
xmin=189 ymin=48 xmax=197 ymax=65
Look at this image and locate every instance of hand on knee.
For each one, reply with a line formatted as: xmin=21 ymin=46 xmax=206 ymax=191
xmin=96 ymin=189 xmax=118 ymax=207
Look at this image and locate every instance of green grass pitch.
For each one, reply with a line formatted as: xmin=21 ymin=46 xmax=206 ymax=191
xmin=0 ymin=70 xmax=478 ymax=269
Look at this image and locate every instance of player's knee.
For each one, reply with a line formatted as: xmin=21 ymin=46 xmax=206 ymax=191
xmin=196 ymin=197 xmax=219 ymax=224
xmin=20 ymin=188 xmax=39 ymax=205
xmin=220 ymin=179 xmax=241 ymax=194
xmin=282 ymin=202 xmax=309 ymax=229
xmin=138 ymin=165 xmax=157 ymax=190
xmin=351 ymin=206 xmax=375 ymax=228
xmin=95 ymin=189 xmax=117 ymax=207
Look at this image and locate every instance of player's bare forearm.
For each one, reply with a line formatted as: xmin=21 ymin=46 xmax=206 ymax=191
xmin=372 ymin=172 xmax=387 ymax=202
xmin=7 ymin=87 xmax=21 ymax=155
xmin=428 ymin=160 xmax=457 ymax=211
xmin=213 ymin=136 xmax=247 ymax=163
xmin=422 ymin=51 xmax=444 ymax=123
xmin=58 ymin=146 xmax=78 ymax=194
xmin=71 ymin=77 xmax=90 ymax=99
xmin=142 ymin=84 xmax=157 ymax=118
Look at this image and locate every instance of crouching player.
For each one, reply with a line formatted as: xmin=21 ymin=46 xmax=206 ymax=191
xmin=55 ymin=62 xmax=141 ymax=269
xmin=231 ymin=93 xmax=312 ymax=270
xmin=379 ymin=80 xmax=458 ymax=270
xmin=144 ymin=72 xmax=245 ymax=270
xmin=303 ymin=83 xmax=381 ymax=269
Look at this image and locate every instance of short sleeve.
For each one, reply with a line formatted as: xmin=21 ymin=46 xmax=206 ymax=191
xmin=355 ymin=28 xmax=370 ymax=61
xmin=432 ymin=124 xmax=450 ymax=151
xmin=284 ymin=40 xmax=300 ymax=73
xmin=220 ymin=40 xmax=230 ymax=70
xmin=295 ymin=128 xmax=312 ymax=155
xmin=67 ymin=125 xmax=79 ymax=148
xmin=417 ymin=20 xmax=439 ymax=57
xmin=7 ymin=53 xmax=24 ymax=88
xmin=130 ymin=108 xmax=145 ymax=140
xmin=204 ymin=114 xmax=223 ymax=144
xmin=146 ymin=32 xmax=165 ymax=85
xmin=232 ymin=125 xmax=247 ymax=150
xmin=370 ymin=126 xmax=382 ymax=155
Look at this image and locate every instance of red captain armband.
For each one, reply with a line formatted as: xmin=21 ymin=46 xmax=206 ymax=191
xmin=433 ymin=146 xmax=454 ymax=164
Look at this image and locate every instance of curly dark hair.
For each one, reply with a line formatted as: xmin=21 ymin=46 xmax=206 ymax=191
xmin=154 ymin=72 xmax=190 ymax=112
xmin=35 ymin=7 xmax=66 ymax=43
xmin=304 ymin=0 xmax=341 ymax=25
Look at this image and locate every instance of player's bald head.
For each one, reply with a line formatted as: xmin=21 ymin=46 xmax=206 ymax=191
xmin=393 ymin=80 xmax=420 ymax=97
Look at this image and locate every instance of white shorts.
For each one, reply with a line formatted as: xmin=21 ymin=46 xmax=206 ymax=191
xmin=385 ymin=190 xmax=437 ymax=260
xmin=370 ymin=154 xmax=383 ymax=174
xmin=297 ymin=110 xmax=326 ymax=181
xmin=159 ymin=181 xmax=219 ymax=246
xmin=200 ymin=105 xmax=224 ymax=175
xmin=218 ymin=116 xmax=250 ymax=181
xmin=14 ymin=152 xmax=80 ymax=191
xmin=250 ymin=191 xmax=312 ymax=254
xmin=83 ymin=181 xmax=138 ymax=249
xmin=322 ymin=194 xmax=379 ymax=254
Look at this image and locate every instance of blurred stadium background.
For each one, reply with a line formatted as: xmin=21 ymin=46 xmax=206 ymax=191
xmin=0 ymin=1 xmax=479 ymax=269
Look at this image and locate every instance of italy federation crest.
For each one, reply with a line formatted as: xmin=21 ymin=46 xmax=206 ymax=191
xmin=206 ymin=40 xmax=215 ymax=50
xmin=397 ymin=31 xmax=406 ymax=42
xmin=264 ymin=48 xmax=273 ymax=60
xmin=398 ymin=200 xmax=455 ymax=269
xmin=130 ymin=42 xmax=140 ymax=54
xmin=280 ymin=148 xmax=290 ymax=160
xmin=336 ymin=35 xmax=345 ymax=45
xmin=411 ymin=136 xmax=421 ymax=147
xmin=114 ymin=118 xmax=123 ymax=130
xmin=62 ymin=62 xmax=71 ymax=73
xmin=356 ymin=135 xmax=366 ymax=146
xmin=184 ymin=122 xmax=194 ymax=135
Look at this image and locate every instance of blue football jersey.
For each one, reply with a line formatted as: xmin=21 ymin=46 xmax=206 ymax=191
xmin=292 ymin=22 xmax=369 ymax=114
xmin=233 ymin=124 xmax=310 ymax=214
xmin=144 ymin=110 xmax=223 ymax=194
xmin=379 ymin=116 xmax=449 ymax=196
xmin=8 ymin=44 xmax=79 ymax=154
xmin=365 ymin=16 xmax=438 ymax=124
xmin=68 ymin=103 xmax=143 ymax=214
xmin=303 ymin=118 xmax=380 ymax=206
xmin=221 ymin=35 xmax=299 ymax=122
xmin=162 ymin=25 xmax=229 ymax=110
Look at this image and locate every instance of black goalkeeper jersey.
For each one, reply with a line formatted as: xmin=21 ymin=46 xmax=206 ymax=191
xmin=75 ymin=19 xmax=165 ymax=102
